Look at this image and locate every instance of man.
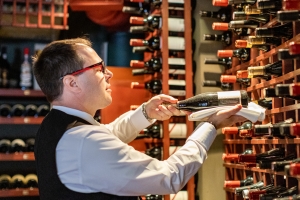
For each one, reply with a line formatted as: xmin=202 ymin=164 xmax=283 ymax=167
xmin=32 ymin=37 xmax=245 ymax=200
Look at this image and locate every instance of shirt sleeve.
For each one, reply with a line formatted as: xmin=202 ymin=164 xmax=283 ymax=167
xmin=104 ymin=105 xmax=156 ymax=143
xmin=57 ymin=122 xmax=217 ymax=196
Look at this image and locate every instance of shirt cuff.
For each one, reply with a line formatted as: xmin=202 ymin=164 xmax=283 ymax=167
xmin=186 ymin=122 xmax=217 ymax=152
xmin=130 ymin=105 xmax=156 ymax=131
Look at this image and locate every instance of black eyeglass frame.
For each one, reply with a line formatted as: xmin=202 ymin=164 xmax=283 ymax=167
xmin=59 ymin=61 xmax=106 ymax=80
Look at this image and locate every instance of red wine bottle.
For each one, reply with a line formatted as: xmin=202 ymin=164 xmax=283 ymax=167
xmin=224 ymin=176 xmax=253 ymax=188
xmin=217 ymin=48 xmax=250 ymax=62
xmin=232 ymin=11 xmax=270 ymax=23
xmin=202 ymin=80 xmax=233 ymax=91
xmin=238 ymin=147 xmax=285 ymax=163
xmin=204 ymin=57 xmax=232 ymax=69
xmin=235 ymin=181 xmax=264 ymax=196
xmin=199 ymin=8 xmax=231 ymax=22
xmin=220 ymin=75 xmax=251 ymax=87
xmin=255 ymin=22 xmax=293 ymax=39
xmin=212 ymin=22 xmax=252 ymax=36
xmin=203 ymin=32 xmax=232 ymax=46
xmin=248 ymin=60 xmax=282 ymax=77
xmin=277 ymin=10 xmax=300 ymax=22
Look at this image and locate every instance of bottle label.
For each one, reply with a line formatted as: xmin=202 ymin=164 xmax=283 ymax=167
xmin=20 ymin=59 xmax=32 ymax=88
xmin=168 ymin=18 xmax=185 ymax=32
xmin=168 ymin=37 xmax=185 ymax=50
xmin=168 ymin=58 xmax=185 ymax=74
xmin=217 ymin=91 xmax=241 ymax=105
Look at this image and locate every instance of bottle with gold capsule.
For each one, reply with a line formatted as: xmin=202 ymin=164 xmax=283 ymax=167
xmin=247 ymin=60 xmax=282 ymax=78
xmin=232 ymin=11 xmax=270 ymax=24
xmin=235 ymin=39 xmax=270 ymax=52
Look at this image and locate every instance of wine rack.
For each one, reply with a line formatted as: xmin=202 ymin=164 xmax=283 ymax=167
xmin=221 ymin=11 xmax=300 ymax=200
xmin=0 ymin=0 xmax=69 ymax=29
xmin=0 ymin=89 xmax=48 ymax=199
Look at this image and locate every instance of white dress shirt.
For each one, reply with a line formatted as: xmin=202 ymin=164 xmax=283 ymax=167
xmin=54 ymin=105 xmax=217 ymax=196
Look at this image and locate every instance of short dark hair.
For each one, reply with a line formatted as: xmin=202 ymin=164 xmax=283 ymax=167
xmin=32 ymin=38 xmax=92 ymax=102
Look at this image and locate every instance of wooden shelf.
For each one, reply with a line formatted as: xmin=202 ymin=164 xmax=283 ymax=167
xmin=0 ymin=89 xmax=45 ymax=98
xmin=0 ymin=117 xmax=43 ymax=124
xmin=0 ymin=188 xmax=39 ymax=197
xmin=0 ymin=152 xmax=35 ymax=161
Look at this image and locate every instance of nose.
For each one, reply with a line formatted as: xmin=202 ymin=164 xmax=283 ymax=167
xmin=105 ymin=69 xmax=113 ymax=79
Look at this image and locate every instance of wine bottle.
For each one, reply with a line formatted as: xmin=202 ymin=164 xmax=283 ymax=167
xmin=277 ymin=10 xmax=300 ymax=22
xmin=36 ymin=104 xmax=50 ymax=117
xmin=222 ymin=149 xmax=253 ymax=162
xmin=235 ymin=181 xmax=264 ymax=196
xmin=264 ymin=87 xmax=300 ymax=101
xmin=269 ymin=186 xmax=299 ymax=199
xmin=217 ymin=49 xmax=250 ymax=62
xmin=130 ymin=36 xmax=185 ymax=51
xmin=0 ymin=46 xmax=10 ymax=88
xmin=282 ymin=0 xmax=300 ymax=11
xmin=11 ymin=174 xmax=25 ymax=189
xmin=232 ymin=11 xmax=270 ymax=23
xmin=247 ymin=36 xmax=282 ymax=46
xmin=275 ymin=84 xmax=300 ymax=100
xmin=255 ymin=22 xmax=293 ymax=39
xmin=145 ymin=146 xmax=161 ymax=160
xmin=24 ymin=104 xmax=38 ymax=117
xmin=11 ymin=139 xmax=25 ymax=153
xmin=272 ymin=195 xmax=300 ymax=200
xmin=204 ymin=57 xmax=232 ymax=69
xmin=10 ymin=104 xmax=25 ymax=117
xmin=271 ymin=158 xmax=300 ymax=172
xmin=229 ymin=20 xmax=260 ymax=29
xmin=0 ymin=139 xmax=11 ymax=153
xmin=288 ymin=83 xmax=300 ymax=96
xmin=145 ymin=194 xmax=163 ymax=200
xmin=212 ymin=22 xmax=252 ymax=36
xmin=141 ymin=123 xmax=187 ymax=138
xmin=222 ymin=121 xmax=253 ymax=137
xmin=212 ymin=0 xmax=256 ymax=7
xmin=253 ymin=98 xmax=272 ymax=109
xmin=247 ymin=60 xmax=282 ymax=78
xmin=25 ymin=138 xmax=35 ymax=152
xmin=289 ymin=163 xmax=300 ymax=176
xmin=224 ymin=176 xmax=253 ymax=188
xmin=203 ymin=32 xmax=232 ymax=46
xmin=199 ymin=8 xmax=231 ymax=22
xmin=289 ymin=41 xmax=300 ymax=55
xmin=166 ymin=90 xmax=249 ymax=112
xmin=122 ymin=6 xmax=150 ymax=16
xmin=131 ymin=79 xmax=186 ymax=96
xmin=246 ymin=185 xmax=287 ymax=200
xmin=235 ymin=40 xmax=270 ymax=52
xmin=256 ymin=0 xmax=282 ymax=11
xmin=238 ymin=147 xmax=285 ymax=163
xmin=202 ymin=80 xmax=233 ymax=91
xmin=0 ymin=174 xmax=11 ymax=189
xmin=24 ymin=174 xmax=38 ymax=188
xmin=278 ymin=49 xmax=300 ymax=60
xmin=258 ymin=153 xmax=295 ymax=170
xmin=130 ymin=0 xmax=186 ymax=9
xmin=20 ymin=47 xmax=32 ymax=90
xmin=220 ymin=75 xmax=251 ymax=87
xmin=254 ymin=118 xmax=294 ymax=138
xmin=129 ymin=15 xmax=186 ymax=32
xmin=0 ymin=104 xmax=11 ymax=117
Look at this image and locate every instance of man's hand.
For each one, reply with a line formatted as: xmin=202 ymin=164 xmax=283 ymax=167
xmin=144 ymin=94 xmax=186 ymax=121
xmin=207 ymin=104 xmax=247 ymax=129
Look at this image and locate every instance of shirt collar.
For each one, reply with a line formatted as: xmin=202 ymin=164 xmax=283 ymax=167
xmin=52 ymin=105 xmax=100 ymax=125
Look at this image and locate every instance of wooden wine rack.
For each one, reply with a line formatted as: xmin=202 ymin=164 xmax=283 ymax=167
xmin=223 ymin=15 xmax=300 ymax=200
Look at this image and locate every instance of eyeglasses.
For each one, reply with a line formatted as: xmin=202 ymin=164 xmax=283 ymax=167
xmin=59 ymin=61 xmax=106 ymax=80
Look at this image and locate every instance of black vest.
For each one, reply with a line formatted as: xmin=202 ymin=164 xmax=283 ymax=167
xmin=34 ymin=109 xmax=139 ymax=200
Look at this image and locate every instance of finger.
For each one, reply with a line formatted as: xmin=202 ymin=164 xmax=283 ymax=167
xmin=154 ymin=108 xmax=170 ymax=121
xmin=157 ymin=94 xmax=178 ymax=103
xmin=158 ymin=105 xmax=174 ymax=116
xmin=167 ymin=105 xmax=183 ymax=115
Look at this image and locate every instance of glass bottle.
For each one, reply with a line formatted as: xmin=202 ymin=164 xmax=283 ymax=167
xmin=20 ymin=47 xmax=32 ymax=90
xmin=282 ymin=0 xmax=300 ymax=11
xmin=232 ymin=11 xmax=270 ymax=23
xmin=255 ymin=22 xmax=293 ymax=39
xmin=203 ymin=32 xmax=232 ymax=46
xmin=24 ymin=104 xmax=38 ymax=117
xmin=130 ymin=36 xmax=185 ymax=51
xmin=25 ymin=138 xmax=35 ymax=152
xmin=140 ymin=123 xmax=187 ymax=139
xmin=11 ymin=174 xmax=25 ymax=189
xmin=10 ymin=104 xmax=25 ymax=117
xmin=264 ymin=87 xmax=300 ymax=101
xmin=253 ymin=118 xmax=294 ymax=138
xmin=167 ymin=90 xmax=249 ymax=112
xmin=204 ymin=57 xmax=232 ymax=69
xmin=289 ymin=41 xmax=300 ymax=55
xmin=278 ymin=49 xmax=300 ymax=60
xmin=199 ymin=7 xmax=231 ymax=22
xmin=213 ymin=0 xmax=256 ymax=7
xmin=277 ymin=10 xmax=300 ymax=22
xmin=0 ymin=46 xmax=10 ymax=88
xmin=271 ymin=157 xmax=300 ymax=172
xmin=212 ymin=22 xmax=252 ymax=36
xmin=0 ymin=139 xmax=11 ymax=153
xmin=238 ymin=147 xmax=285 ymax=164
xmin=222 ymin=121 xmax=253 ymax=137
xmin=224 ymin=176 xmax=253 ymax=188
xmin=220 ymin=75 xmax=251 ymax=87
xmin=247 ymin=60 xmax=282 ymax=78
xmin=0 ymin=174 xmax=11 ymax=190
xmin=0 ymin=104 xmax=11 ymax=117
xmin=36 ymin=104 xmax=50 ymax=117
xmin=222 ymin=149 xmax=253 ymax=162
xmin=235 ymin=181 xmax=264 ymax=196
xmin=202 ymin=80 xmax=233 ymax=91
xmin=24 ymin=174 xmax=38 ymax=188
xmin=217 ymin=48 xmax=250 ymax=62
xmin=11 ymin=139 xmax=25 ymax=153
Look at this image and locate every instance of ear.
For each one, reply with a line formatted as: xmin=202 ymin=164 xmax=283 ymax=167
xmin=63 ymin=76 xmax=81 ymax=93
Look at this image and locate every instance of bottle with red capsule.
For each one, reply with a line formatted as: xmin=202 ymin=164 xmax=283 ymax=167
xmin=278 ymin=49 xmax=300 ymax=60
xmin=220 ymin=75 xmax=251 ymax=87
xmin=282 ymin=0 xmax=300 ymax=11
xmin=222 ymin=121 xmax=255 ymax=138
xmin=289 ymin=41 xmax=300 ymax=56
xmin=222 ymin=149 xmax=253 ymax=162
xmin=224 ymin=176 xmax=253 ymax=188
xmin=212 ymin=22 xmax=252 ymax=36
xmin=217 ymin=48 xmax=250 ymax=62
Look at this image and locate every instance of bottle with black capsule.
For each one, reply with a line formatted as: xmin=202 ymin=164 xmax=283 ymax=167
xmin=264 ymin=87 xmax=300 ymax=101
xmin=36 ymin=104 xmax=50 ymax=117
xmin=145 ymin=194 xmax=163 ymax=200
xmin=204 ymin=57 xmax=232 ymax=69
xmin=229 ymin=20 xmax=260 ymax=29
xmin=278 ymin=49 xmax=300 ymax=60
xmin=145 ymin=146 xmax=161 ymax=160
xmin=0 ymin=104 xmax=11 ymax=117
xmin=0 ymin=46 xmax=10 ymax=88
xmin=25 ymin=138 xmax=35 ymax=152
xmin=0 ymin=139 xmax=11 ymax=153
xmin=271 ymin=158 xmax=300 ymax=172
xmin=24 ymin=174 xmax=38 ymax=188
xmin=24 ymin=104 xmax=38 ymax=117
xmin=203 ymin=31 xmax=232 ymax=47
xmin=0 ymin=174 xmax=11 ymax=189
xmin=255 ymin=22 xmax=293 ymax=39
xmin=238 ymin=147 xmax=286 ymax=164
xmin=10 ymin=104 xmax=25 ymax=117
xmin=11 ymin=174 xmax=25 ymax=189
xmin=11 ymin=139 xmax=25 ymax=153
xmin=202 ymin=80 xmax=233 ymax=91
xmin=166 ymin=90 xmax=249 ymax=112
xmin=235 ymin=181 xmax=265 ymax=196
xmin=199 ymin=7 xmax=231 ymax=22
xmin=217 ymin=48 xmax=250 ymax=62
xmin=232 ymin=11 xmax=270 ymax=24
xmin=277 ymin=10 xmax=300 ymax=23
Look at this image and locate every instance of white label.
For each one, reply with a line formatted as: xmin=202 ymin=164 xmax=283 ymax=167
xmin=168 ymin=18 xmax=185 ymax=32
xmin=217 ymin=91 xmax=241 ymax=105
xmin=171 ymin=191 xmax=188 ymax=200
xmin=168 ymin=0 xmax=184 ymax=3
xmin=168 ymin=80 xmax=186 ymax=96
xmin=168 ymin=58 xmax=185 ymax=65
xmin=168 ymin=79 xmax=185 ymax=86
xmin=168 ymin=69 xmax=185 ymax=75
xmin=168 ymin=37 xmax=185 ymax=50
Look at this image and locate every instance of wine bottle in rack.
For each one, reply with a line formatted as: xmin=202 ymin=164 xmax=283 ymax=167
xmin=237 ymin=147 xmax=285 ymax=164
xmin=277 ymin=10 xmax=300 ymax=22
xmin=288 ymin=163 xmax=300 ymax=176
xmin=122 ymin=5 xmax=150 ymax=16
xmin=222 ymin=149 xmax=253 ymax=162
xmin=141 ymin=123 xmax=187 ymax=138
xmin=229 ymin=20 xmax=260 ymax=29
xmin=256 ymin=0 xmax=282 ymax=12
xmin=130 ymin=0 xmax=188 ymax=9
xmin=11 ymin=174 xmax=25 ymax=189
xmin=282 ymin=0 xmax=300 ymax=11
xmin=275 ymin=84 xmax=300 ymax=100
xmin=11 ymin=139 xmax=25 ymax=153
xmin=0 ymin=104 xmax=11 ymax=117
xmin=245 ymin=185 xmax=287 ymax=200
xmin=25 ymin=138 xmax=35 ymax=152
xmin=0 ymin=46 xmax=10 ymax=88
xmin=212 ymin=0 xmax=256 ymax=7
xmin=20 ymin=47 xmax=33 ymax=90
xmin=165 ymin=90 xmax=249 ymax=112
xmin=10 ymin=104 xmax=25 ymax=117
xmin=253 ymin=118 xmax=294 ymax=138
xmin=202 ymin=80 xmax=234 ymax=91
xmin=145 ymin=194 xmax=163 ymax=200
xmin=217 ymin=48 xmax=250 ymax=62
xmin=0 ymin=174 xmax=11 ymax=189
xmin=24 ymin=104 xmax=38 ymax=117
xmin=145 ymin=146 xmax=161 ymax=160
xmin=0 ymin=139 xmax=11 ymax=153
xmin=203 ymin=32 xmax=232 ymax=47
xmin=289 ymin=41 xmax=300 ymax=55
xmin=222 ymin=121 xmax=254 ymax=137
xmin=279 ymin=123 xmax=300 ymax=138
xmin=232 ymin=11 xmax=270 ymax=23
xmin=131 ymin=79 xmax=186 ymax=96
xmin=199 ymin=7 xmax=231 ymax=22
xmin=224 ymin=176 xmax=253 ymax=188
xmin=264 ymin=88 xmax=300 ymax=101
xmin=220 ymin=75 xmax=251 ymax=87
xmin=212 ymin=22 xmax=252 ymax=36
xmin=260 ymin=186 xmax=299 ymax=200
xmin=247 ymin=60 xmax=282 ymax=78
xmin=278 ymin=49 xmax=300 ymax=60
xmin=234 ymin=181 xmax=264 ymax=196
xmin=253 ymin=98 xmax=272 ymax=109
xmin=259 ymin=153 xmax=295 ymax=169
xmin=36 ymin=104 xmax=50 ymax=116
xmin=24 ymin=174 xmax=38 ymax=188
xmin=130 ymin=36 xmax=185 ymax=51
xmin=235 ymin=39 xmax=270 ymax=52
xmin=271 ymin=158 xmax=300 ymax=172
xmin=255 ymin=22 xmax=293 ymax=39
xmin=204 ymin=57 xmax=232 ymax=69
